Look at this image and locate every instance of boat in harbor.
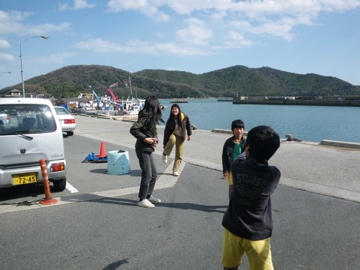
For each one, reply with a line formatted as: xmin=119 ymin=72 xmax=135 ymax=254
xmin=170 ymin=100 xmax=188 ymax=103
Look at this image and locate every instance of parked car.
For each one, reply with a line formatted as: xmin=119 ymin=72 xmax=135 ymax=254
xmin=0 ymin=98 xmax=67 ymax=192
xmin=0 ymin=111 xmax=10 ymax=125
xmin=54 ymin=106 xmax=76 ymax=136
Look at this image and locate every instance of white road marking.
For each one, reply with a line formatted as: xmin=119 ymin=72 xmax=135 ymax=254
xmin=0 ymin=161 xmax=184 ymax=215
xmin=66 ymin=182 xmax=79 ymax=193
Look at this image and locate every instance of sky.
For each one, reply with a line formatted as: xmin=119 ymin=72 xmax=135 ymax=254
xmin=0 ymin=0 xmax=360 ymax=91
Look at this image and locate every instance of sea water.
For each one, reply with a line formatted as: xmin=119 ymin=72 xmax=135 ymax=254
xmin=160 ymin=98 xmax=360 ymax=143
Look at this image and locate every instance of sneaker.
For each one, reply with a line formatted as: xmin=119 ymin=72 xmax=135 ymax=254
xmin=173 ymin=171 xmax=179 ymax=176
xmin=148 ymin=195 xmax=161 ymax=204
xmin=162 ymin=154 xmax=168 ymax=164
xmin=137 ymin=199 xmax=155 ymax=208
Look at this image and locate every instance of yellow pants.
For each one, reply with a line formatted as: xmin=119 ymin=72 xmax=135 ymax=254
xmin=163 ymin=134 xmax=184 ymax=172
xmin=221 ymin=228 xmax=274 ymax=270
xmin=228 ymin=171 xmax=233 ymax=199
xmin=228 ymin=171 xmax=233 ymax=185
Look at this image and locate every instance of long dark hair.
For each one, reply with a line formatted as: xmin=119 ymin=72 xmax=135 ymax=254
xmin=169 ymin=103 xmax=182 ymax=119
xmin=138 ymin=96 xmax=164 ymax=124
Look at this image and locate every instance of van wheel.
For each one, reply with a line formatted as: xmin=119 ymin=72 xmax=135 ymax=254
xmin=53 ymin=178 xmax=67 ymax=192
xmin=67 ymin=131 xmax=74 ymax=136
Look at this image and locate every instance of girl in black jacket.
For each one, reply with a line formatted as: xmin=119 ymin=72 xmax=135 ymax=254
xmin=162 ymin=104 xmax=192 ymax=176
xmin=130 ymin=96 xmax=164 ymax=208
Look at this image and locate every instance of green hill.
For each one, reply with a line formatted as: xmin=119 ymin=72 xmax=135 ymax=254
xmin=1 ymin=64 xmax=359 ymax=98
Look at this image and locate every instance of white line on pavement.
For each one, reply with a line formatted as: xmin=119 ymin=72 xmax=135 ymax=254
xmin=66 ymin=182 xmax=79 ymax=193
xmin=0 ymin=161 xmax=184 ymax=215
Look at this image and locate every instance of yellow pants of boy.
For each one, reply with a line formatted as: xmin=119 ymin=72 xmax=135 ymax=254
xmin=221 ymin=228 xmax=274 ymax=270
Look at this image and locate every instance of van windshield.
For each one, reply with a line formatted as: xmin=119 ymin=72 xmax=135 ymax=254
xmin=0 ymin=104 xmax=56 ymax=135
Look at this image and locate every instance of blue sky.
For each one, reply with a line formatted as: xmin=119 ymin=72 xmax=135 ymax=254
xmin=1 ymin=0 xmax=360 ymax=90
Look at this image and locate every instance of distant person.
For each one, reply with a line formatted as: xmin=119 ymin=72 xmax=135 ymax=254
xmin=130 ymin=96 xmax=165 ymax=208
xmin=221 ymin=125 xmax=281 ymax=270
xmin=162 ymin=103 xmax=192 ymax=176
xmin=222 ymin=119 xmax=246 ymax=199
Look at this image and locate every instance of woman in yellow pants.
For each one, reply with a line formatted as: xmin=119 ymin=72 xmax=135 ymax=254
xmin=162 ymin=104 xmax=192 ymax=176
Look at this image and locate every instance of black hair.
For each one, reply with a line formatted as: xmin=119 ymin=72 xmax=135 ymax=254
xmin=169 ymin=103 xmax=182 ymax=119
xmin=138 ymin=96 xmax=164 ymax=124
xmin=231 ymin=119 xmax=245 ymax=131
xmin=245 ymin=125 xmax=280 ymax=163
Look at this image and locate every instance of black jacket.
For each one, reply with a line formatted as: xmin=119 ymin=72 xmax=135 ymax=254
xmin=163 ymin=112 xmax=192 ymax=146
xmin=222 ymin=157 xmax=281 ymax=240
xmin=130 ymin=117 xmax=158 ymax=152
xmin=222 ymin=135 xmax=246 ymax=174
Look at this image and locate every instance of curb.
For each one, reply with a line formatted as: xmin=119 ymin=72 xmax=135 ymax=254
xmin=211 ymin=129 xmax=248 ymax=136
xmin=211 ymin=129 xmax=360 ymax=150
xmin=320 ymin=140 xmax=360 ymax=149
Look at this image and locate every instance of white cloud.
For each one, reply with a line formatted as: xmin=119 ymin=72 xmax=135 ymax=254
xmin=38 ymin=52 xmax=77 ymax=64
xmin=0 ymin=39 xmax=11 ymax=48
xmin=28 ymin=23 xmax=72 ymax=36
xmin=217 ymin=31 xmax=253 ymax=49
xmin=71 ymin=0 xmax=360 ymax=58
xmin=105 ymin=0 xmax=360 ymax=42
xmin=176 ymin=18 xmax=213 ymax=46
xmin=59 ymin=0 xmax=96 ymax=11
xmin=73 ymin=38 xmax=121 ymax=52
xmin=72 ymin=37 xmax=213 ymax=56
xmin=106 ymin=0 xmax=360 ymax=17
xmin=231 ymin=18 xmax=297 ymax=42
xmin=0 ymin=10 xmax=71 ymax=35
xmin=107 ymin=0 xmax=170 ymax=21
xmin=0 ymin=53 xmax=15 ymax=61
xmin=0 ymin=10 xmax=32 ymax=34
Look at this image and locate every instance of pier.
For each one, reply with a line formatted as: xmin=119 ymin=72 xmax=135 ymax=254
xmin=1 ymin=115 xmax=359 ymax=269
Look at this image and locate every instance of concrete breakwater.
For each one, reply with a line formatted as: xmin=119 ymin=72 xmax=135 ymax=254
xmin=233 ymin=97 xmax=360 ymax=107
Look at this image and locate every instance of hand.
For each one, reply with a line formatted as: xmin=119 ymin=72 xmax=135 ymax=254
xmin=151 ymin=138 xmax=158 ymax=148
xmin=144 ymin=138 xmax=158 ymax=145
xmin=222 ymin=173 xmax=228 ymax=179
xmin=187 ymin=135 xmax=191 ymax=141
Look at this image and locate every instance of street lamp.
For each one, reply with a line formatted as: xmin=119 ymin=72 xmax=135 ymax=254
xmin=20 ymin=35 xmax=49 ymax=98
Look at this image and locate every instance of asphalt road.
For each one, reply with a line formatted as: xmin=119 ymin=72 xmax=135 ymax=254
xmin=0 ymin=116 xmax=359 ymax=270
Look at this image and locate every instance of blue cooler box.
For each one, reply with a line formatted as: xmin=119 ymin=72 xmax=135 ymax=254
xmin=107 ymin=150 xmax=131 ymax=175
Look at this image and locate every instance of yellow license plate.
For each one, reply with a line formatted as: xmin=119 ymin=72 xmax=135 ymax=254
xmin=13 ymin=173 xmax=37 ymax=185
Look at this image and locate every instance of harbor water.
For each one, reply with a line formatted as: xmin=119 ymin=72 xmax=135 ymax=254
xmin=160 ymin=98 xmax=360 ymax=143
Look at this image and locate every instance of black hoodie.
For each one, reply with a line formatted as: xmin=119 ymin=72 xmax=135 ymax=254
xmin=222 ymin=157 xmax=281 ymax=240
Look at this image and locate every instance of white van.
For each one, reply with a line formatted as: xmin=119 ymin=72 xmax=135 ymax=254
xmin=0 ymin=98 xmax=67 ymax=192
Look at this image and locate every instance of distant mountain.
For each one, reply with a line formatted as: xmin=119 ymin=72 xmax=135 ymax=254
xmin=1 ymin=64 xmax=359 ymax=98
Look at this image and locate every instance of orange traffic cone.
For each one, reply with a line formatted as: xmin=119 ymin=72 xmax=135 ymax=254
xmin=98 ymin=142 xmax=107 ymax=158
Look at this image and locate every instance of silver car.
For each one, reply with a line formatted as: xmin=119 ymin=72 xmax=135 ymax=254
xmin=0 ymin=98 xmax=67 ymax=192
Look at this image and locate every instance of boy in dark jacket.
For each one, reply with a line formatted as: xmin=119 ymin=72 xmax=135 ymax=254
xmin=222 ymin=119 xmax=246 ymax=199
xmin=221 ymin=125 xmax=281 ymax=270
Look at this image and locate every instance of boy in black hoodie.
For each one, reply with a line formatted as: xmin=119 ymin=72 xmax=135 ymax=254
xmin=221 ymin=125 xmax=281 ymax=270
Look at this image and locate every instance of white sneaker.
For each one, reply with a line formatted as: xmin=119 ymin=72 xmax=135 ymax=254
xmin=162 ymin=154 xmax=168 ymax=164
xmin=148 ymin=195 xmax=161 ymax=204
xmin=173 ymin=171 xmax=179 ymax=176
xmin=137 ymin=199 xmax=155 ymax=208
